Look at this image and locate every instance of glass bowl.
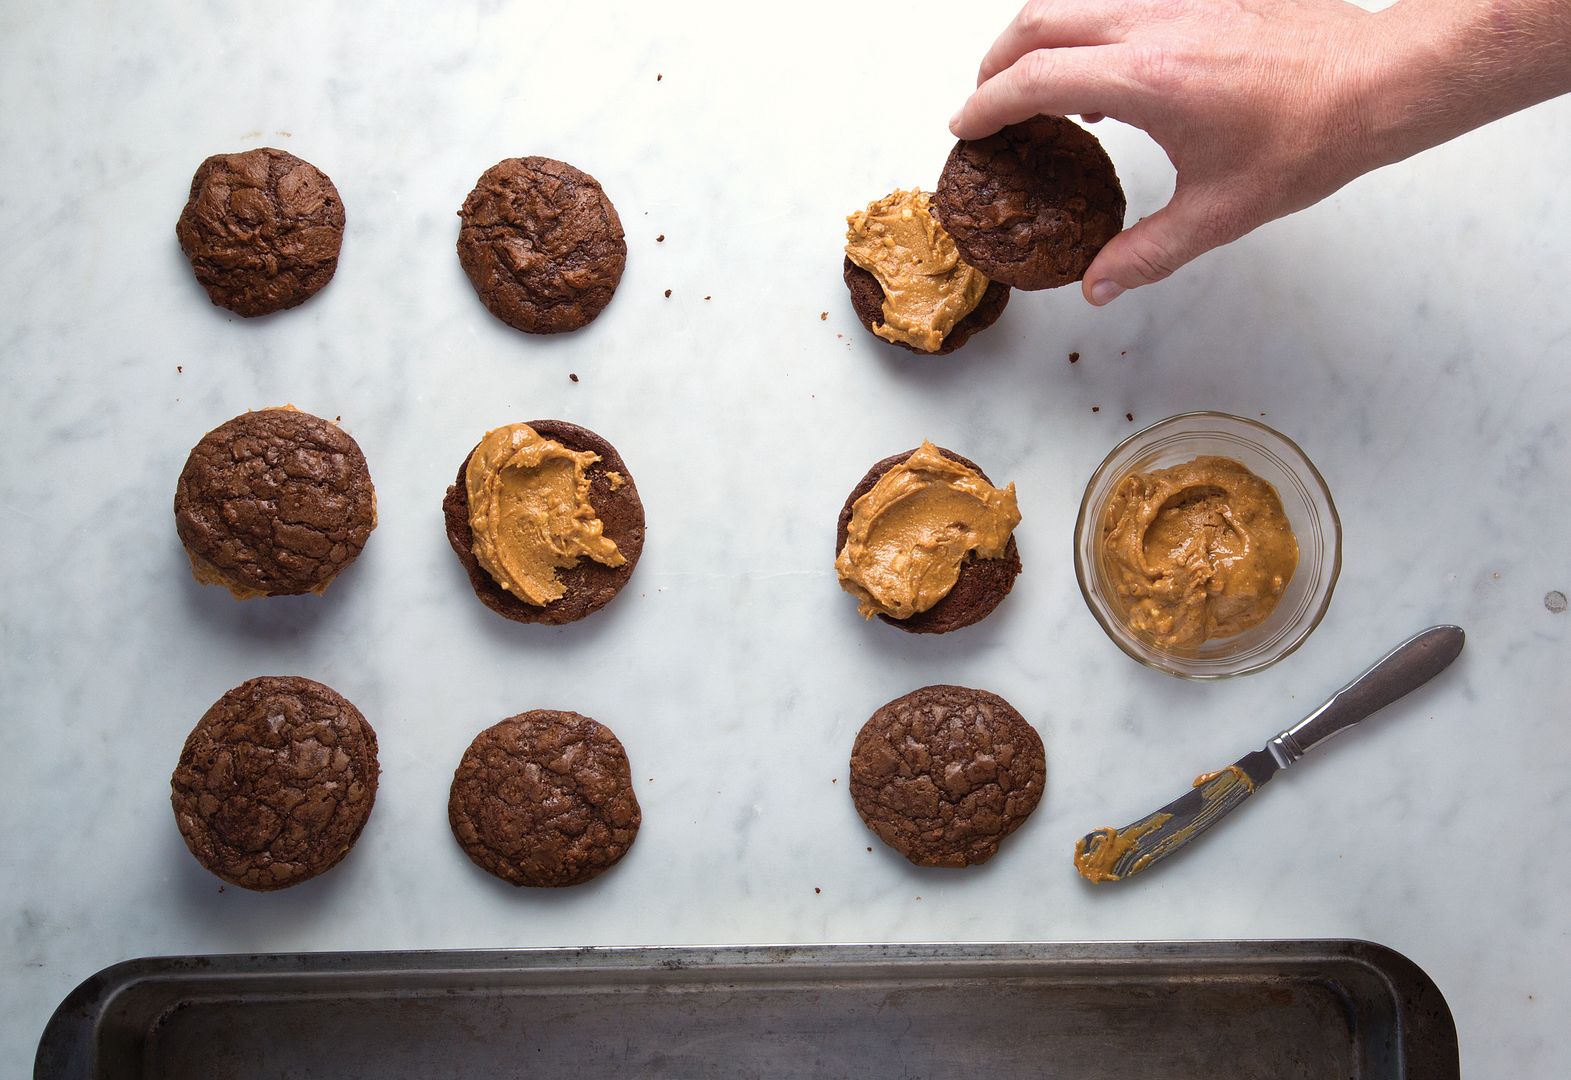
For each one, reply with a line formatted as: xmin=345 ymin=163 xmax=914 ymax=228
xmin=1073 ymin=412 xmax=1341 ymax=679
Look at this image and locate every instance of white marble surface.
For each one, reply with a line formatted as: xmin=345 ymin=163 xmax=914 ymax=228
xmin=2 ymin=0 xmax=1568 ymax=1075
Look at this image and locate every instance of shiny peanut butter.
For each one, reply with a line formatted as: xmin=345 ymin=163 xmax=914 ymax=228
xmin=836 ymin=441 xmax=1020 ymax=620
xmin=1073 ymin=814 xmax=1173 ymax=884
xmin=1100 ymin=456 xmax=1298 ymax=649
xmin=465 ymin=423 xmax=624 ymax=606
xmin=845 ymin=189 xmax=989 ymax=352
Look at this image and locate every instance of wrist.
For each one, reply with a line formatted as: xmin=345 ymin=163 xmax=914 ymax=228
xmin=1359 ymin=0 xmax=1571 ymax=168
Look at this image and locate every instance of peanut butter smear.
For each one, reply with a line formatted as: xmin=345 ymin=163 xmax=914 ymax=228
xmin=1100 ymin=456 xmax=1298 ymax=649
xmin=1074 ymin=814 xmax=1173 ymax=884
xmin=836 ymin=441 xmax=1021 ymax=620
xmin=465 ymin=423 xmax=625 ymax=606
xmin=845 ymin=189 xmax=989 ymax=353
xmin=1193 ymin=765 xmax=1256 ymax=792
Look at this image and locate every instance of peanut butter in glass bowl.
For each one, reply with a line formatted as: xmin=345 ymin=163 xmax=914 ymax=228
xmin=1074 ymin=413 xmax=1341 ymax=679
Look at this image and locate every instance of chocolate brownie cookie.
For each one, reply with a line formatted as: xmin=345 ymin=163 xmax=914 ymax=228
xmin=174 ymin=408 xmax=376 ymax=599
xmin=842 ymin=257 xmax=1011 ymax=355
xmin=456 ymin=157 xmax=627 ymax=334
xmin=836 ymin=447 xmax=1022 ymax=634
xmin=175 ymin=148 xmax=346 ymax=317
xmin=444 ymin=420 xmax=644 ymax=625
xmin=934 ymin=115 xmax=1125 ymax=291
xmin=850 ymin=685 xmax=1046 ymax=868
xmin=449 ymin=710 xmax=641 ymax=887
xmin=171 ymin=676 xmax=379 ymax=891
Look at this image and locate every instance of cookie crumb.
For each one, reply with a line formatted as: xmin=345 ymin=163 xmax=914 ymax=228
xmin=866 ymin=847 xmax=873 ymax=852
xmin=569 ymin=373 xmax=579 ymax=383
xmin=814 ymin=887 xmax=821 ymax=894
xmin=657 ymin=73 xmax=663 ymax=81
xmin=217 ymin=885 xmax=225 ymax=893
xmin=820 ymin=311 xmax=828 ymax=321
xmin=176 ymin=365 xmax=183 ymax=373
xmin=1068 ymin=352 xmax=1080 ymax=364
xmin=1547 ymin=590 xmax=1568 ymax=614
xmin=703 ymin=295 xmax=711 ymax=301
xmin=335 ymin=415 xmax=342 ymax=423
xmin=664 ymin=288 xmax=672 ymax=298
xmin=656 ymin=234 xmax=664 ymax=242
xmin=1120 ymin=350 xmax=1127 ymax=356
xmin=1126 ymin=412 xmax=1134 ymax=422
xmin=1092 ymin=406 xmax=1100 ymax=413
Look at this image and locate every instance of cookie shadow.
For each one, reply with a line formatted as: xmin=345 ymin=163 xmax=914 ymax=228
xmin=838 ymin=588 xmax=1023 ymax=671
xmin=437 ymin=538 xmax=639 ymax=658
xmin=868 ymin=307 xmax=1030 ymax=388
xmin=167 ymin=240 xmax=305 ymax=328
xmin=444 ymin=834 xmax=638 ymax=905
xmin=159 ymin=822 xmax=362 ymax=938
xmin=172 ymin=544 xmax=345 ymax=643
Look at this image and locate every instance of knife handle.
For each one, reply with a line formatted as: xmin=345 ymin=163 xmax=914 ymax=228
xmin=1268 ymin=625 xmax=1465 ymax=767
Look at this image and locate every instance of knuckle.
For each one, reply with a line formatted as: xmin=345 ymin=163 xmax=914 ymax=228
xmin=1021 ymin=0 xmax=1056 ymax=37
xmin=1124 ymin=43 xmax=1179 ymax=96
xmin=1019 ymin=48 xmax=1058 ymax=92
xmin=1127 ymin=237 xmax=1182 ymax=283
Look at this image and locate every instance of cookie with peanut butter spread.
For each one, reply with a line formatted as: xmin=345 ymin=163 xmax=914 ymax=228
xmin=835 ymin=443 xmax=1022 ymax=634
xmin=443 ymin=420 xmax=644 ymax=625
xmin=850 ymin=684 xmax=1046 ymax=868
xmin=457 ymin=157 xmax=626 ymax=334
xmin=843 ymin=189 xmax=1010 ymax=355
xmin=175 ymin=147 xmax=346 ymax=317
xmin=449 ymin=709 xmax=641 ymax=887
xmin=174 ymin=407 xmax=376 ymax=599
xmin=935 ymin=115 xmax=1125 ymax=291
xmin=171 ymin=676 xmax=379 ymax=891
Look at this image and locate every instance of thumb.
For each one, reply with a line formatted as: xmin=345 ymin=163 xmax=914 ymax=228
xmin=1081 ymin=191 xmax=1236 ymax=305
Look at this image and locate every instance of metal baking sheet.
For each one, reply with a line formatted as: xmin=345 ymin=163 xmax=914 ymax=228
xmin=35 ymin=941 xmax=1456 ymax=1080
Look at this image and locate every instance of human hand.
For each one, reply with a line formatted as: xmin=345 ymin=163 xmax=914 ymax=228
xmin=950 ymin=0 xmax=1408 ymax=304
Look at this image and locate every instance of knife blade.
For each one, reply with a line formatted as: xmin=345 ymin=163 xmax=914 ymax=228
xmin=1073 ymin=624 xmax=1466 ymax=884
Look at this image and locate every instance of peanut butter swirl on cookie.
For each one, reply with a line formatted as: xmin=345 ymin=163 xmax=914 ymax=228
xmin=465 ymin=423 xmax=625 ymax=606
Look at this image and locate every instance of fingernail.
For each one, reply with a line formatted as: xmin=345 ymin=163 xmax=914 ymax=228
xmin=1090 ymin=280 xmax=1124 ymax=305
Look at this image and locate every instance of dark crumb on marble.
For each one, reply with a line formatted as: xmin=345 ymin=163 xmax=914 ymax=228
xmin=664 ymin=289 xmax=671 ymax=298
xmin=657 ymin=73 xmax=663 ymax=81
xmin=836 ymin=333 xmax=843 ymax=339
xmin=831 ymin=778 xmax=838 ymax=783
xmin=704 ymin=295 xmax=711 ymax=301
xmin=1092 ymin=406 xmax=1100 ymax=413
xmin=820 ymin=311 xmax=828 ymax=320
xmin=814 ymin=887 xmax=821 ymax=894
xmin=177 ymin=365 xmax=183 ymax=373
xmin=656 ymin=234 xmax=664 ymax=242
xmin=569 ymin=373 xmax=579 ymax=383
xmin=1120 ymin=350 xmax=1127 ymax=356
xmin=1126 ymin=412 xmax=1134 ymax=421
xmin=915 ymin=896 xmax=922 ymax=901
xmin=866 ymin=847 xmax=873 ymax=852
xmin=217 ymin=885 xmax=224 ymax=893
xmin=1069 ymin=352 xmax=1079 ymax=364
xmin=335 ymin=415 xmax=341 ymax=422
xmin=1547 ymin=590 xmax=1567 ymax=614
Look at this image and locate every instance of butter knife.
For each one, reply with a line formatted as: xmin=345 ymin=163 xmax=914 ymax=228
xmin=1074 ymin=624 xmax=1465 ymax=884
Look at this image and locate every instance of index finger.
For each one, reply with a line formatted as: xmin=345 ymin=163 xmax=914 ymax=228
xmin=953 ymin=47 xmax=1131 ymax=140
xmin=977 ymin=0 xmax=1126 ymax=86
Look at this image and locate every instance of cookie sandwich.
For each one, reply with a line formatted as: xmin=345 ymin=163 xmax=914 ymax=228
xmin=835 ymin=441 xmax=1021 ymax=634
xmin=444 ymin=420 xmax=644 ymax=625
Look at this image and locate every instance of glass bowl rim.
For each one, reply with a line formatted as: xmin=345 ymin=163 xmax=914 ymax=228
xmin=1072 ymin=410 xmax=1343 ymax=680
